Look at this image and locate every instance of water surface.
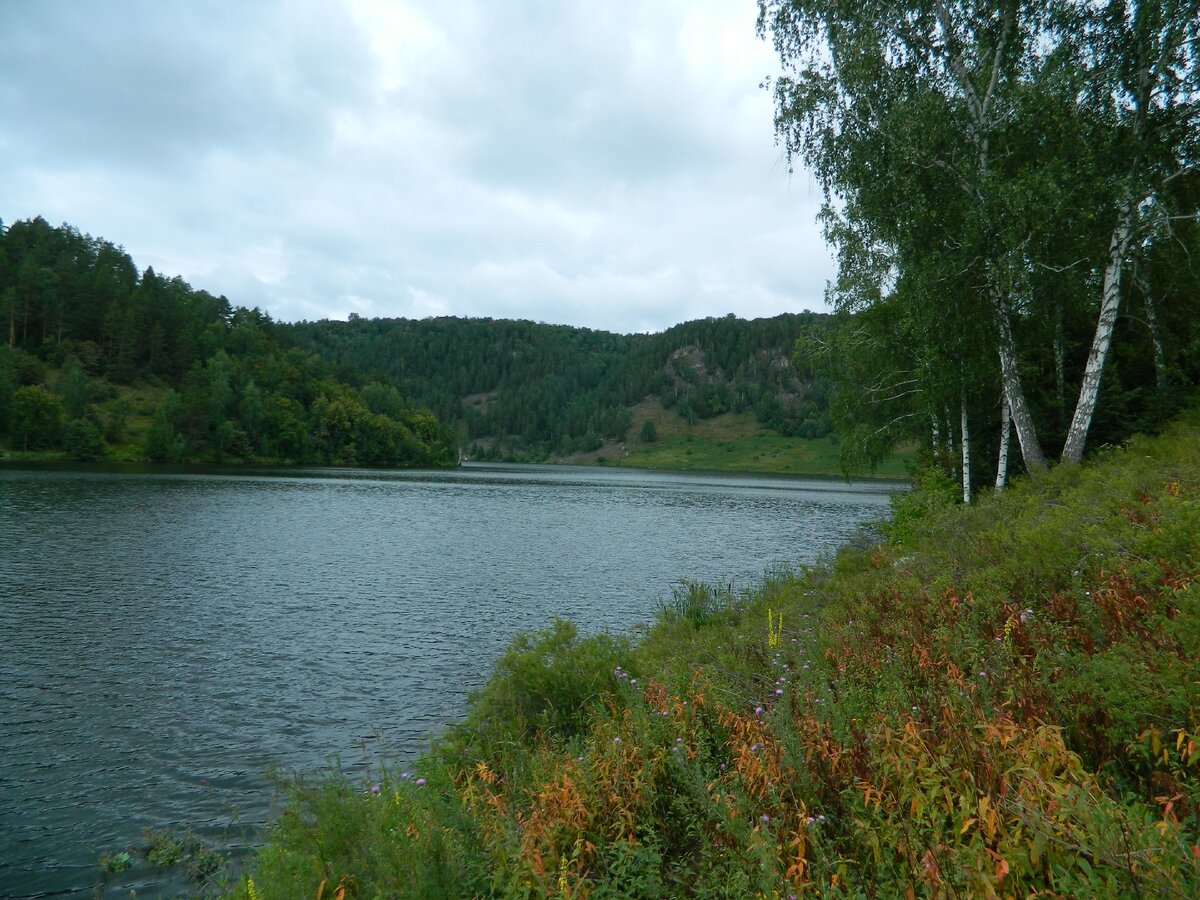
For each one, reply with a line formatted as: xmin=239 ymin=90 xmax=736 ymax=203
xmin=0 ymin=462 xmax=898 ymax=897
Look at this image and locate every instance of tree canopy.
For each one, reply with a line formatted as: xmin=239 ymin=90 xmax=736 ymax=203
xmin=0 ymin=217 xmax=457 ymax=466
xmin=285 ymin=312 xmax=838 ymax=459
xmin=760 ymin=0 xmax=1200 ymax=493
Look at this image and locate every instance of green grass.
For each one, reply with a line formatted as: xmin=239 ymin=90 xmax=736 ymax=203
xmin=232 ymin=411 xmax=1200 ymax=898
xmin=561 ymin=401 xmax=913 ymax=479
xmin=622 ymin=429 xmax=910 ymax=479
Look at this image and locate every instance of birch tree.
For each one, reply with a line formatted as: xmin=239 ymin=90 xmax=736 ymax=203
xmin=1059 ymin=0 xmax=1200 ymax=462
xmin=760 ymin=0 xmax=1200 ymax=475
xmin=759 ymin=0 xmax=1052 ymax=473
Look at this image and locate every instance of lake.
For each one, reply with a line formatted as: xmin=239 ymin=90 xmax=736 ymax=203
xmin=0 ymin=462 xmax=898 ymax=898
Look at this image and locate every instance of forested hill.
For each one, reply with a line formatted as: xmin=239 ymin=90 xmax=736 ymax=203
xmin=0 ymin=217 xmax=457 ymax=467
xmin=285 ymin=313 xmax=835 ymax=459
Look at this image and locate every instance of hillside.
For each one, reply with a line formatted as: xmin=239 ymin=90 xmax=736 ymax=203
xmin=284 ymin=312 xmax=839 ymax=464
xmin=0 ymin=215 xmax=869 ymax=476
xmin=0 ymin=217 xmax=457 ymax=467
xmin=232 ymin=410 xmax=1200 ymax=896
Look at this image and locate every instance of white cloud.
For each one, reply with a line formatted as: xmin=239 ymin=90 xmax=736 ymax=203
xmin=0 ymin=0 xmax=833 ymax=333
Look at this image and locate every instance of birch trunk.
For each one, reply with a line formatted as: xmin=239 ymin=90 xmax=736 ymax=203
xmin=992 ymin=286 xmax=1047 ymax=471
xmin=1062 ymin=197 xmax=1137 ymax=463
xmin=942 ymin=409 xmax=958 ymax=480
xmin=960 ymin=398 xmax=972 ymax=505
xmin=995 ymin=397 xmax=1011 ymax=491
xmin=1054 ymin=314 xmax=1066 ymax=412
xmin=1135 ymin=267 xmax=1168 ymax=390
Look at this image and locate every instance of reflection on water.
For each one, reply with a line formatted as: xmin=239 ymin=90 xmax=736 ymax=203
xmin=0 ymin=462 xmax=898 ymax=897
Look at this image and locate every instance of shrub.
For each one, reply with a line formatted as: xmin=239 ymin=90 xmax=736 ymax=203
xmin=8 ymin=384 xmax=64 ymax=450
xmin=64 ymin=417 xmax=104 ymax=461
xmin=449 ymin=620 xmax=630 ymax=761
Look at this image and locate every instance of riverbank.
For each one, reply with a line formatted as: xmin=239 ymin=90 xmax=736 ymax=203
xmin=548 ymin=407 xmax=914 ymax=479
xmin=232 ymin=413 xmax=1200 ymax=897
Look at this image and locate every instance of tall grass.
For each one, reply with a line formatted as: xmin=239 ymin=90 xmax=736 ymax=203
xmin=233 ymin=412 xmax=1200 ymax=897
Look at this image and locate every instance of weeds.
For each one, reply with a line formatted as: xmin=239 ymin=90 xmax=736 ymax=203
xmin=232 ymin=412 xmax=1200 ymax=897
xmin=100 ymin=827 xmax=228 ymax=889
xmin=97 ymin=850 xmax=132 ymax=874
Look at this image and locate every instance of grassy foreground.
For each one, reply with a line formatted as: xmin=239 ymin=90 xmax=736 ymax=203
xmin=235 ymin=415 xmax=1200 ymax=898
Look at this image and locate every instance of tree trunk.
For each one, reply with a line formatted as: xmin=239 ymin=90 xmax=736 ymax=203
xmin=991 ymin=286 xmax=1047 ymax=471
xmin=931 ymin=416 xmax=942 ymax=471
xmin=995 ymin=396 xmax=1011 ymax=491
xmin=941 ymin=408 xmax=957 ymax=480
xmin=1144 ymin=290 xmax=1167 ymax=391
xmin=960 ymin=398 xmax=972 ymax=505
xmin=1062 ymin=197 xmax=1137 ymax=463
xmin=1054 ymin=313 xmax=1066 ymax=412
xmin=1134 ymin=265 xmax=1168 ymax=391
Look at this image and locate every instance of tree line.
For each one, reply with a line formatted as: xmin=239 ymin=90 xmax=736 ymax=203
xmin=0 ymin=217 xmax=457 ymax=466
xmin=286 ymin=311 xmax=836 ymax=459
xmin=760 ymin=0 xmax=1200 ymax=497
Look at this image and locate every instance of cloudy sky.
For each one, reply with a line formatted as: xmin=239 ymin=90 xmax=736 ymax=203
xmin=0 ymin=0 xmax=831 ymax=334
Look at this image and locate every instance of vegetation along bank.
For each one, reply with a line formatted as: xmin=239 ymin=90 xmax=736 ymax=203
xmin=0 ymin=217 xmax=458 ymax=468
xmin=228 ymin=410 xmax=1200 ymax=897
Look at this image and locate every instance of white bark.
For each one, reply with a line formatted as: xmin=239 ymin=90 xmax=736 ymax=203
xmin=960 ymin=398 xmax=972 ymax=505
xmin=992 ymin=286 xmax=1047 ymax=471
xmin=1062 ymin=197 xmax=1137 ymax=463
xmin=936 ymin=3 xmax=1046 ymax=475
xmin=1054 ymin=314 xmax=1066 ymax=412
xmin=995 ymin=397 xmax=1011 ymax=491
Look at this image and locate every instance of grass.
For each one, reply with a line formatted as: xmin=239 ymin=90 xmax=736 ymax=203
xmin=231 ymin=411 xmax=1200 ymax=897
xmin=1 ymin=377 xmax=166 ymax=463
xmin=559 ymin=401 xmax=913 ymax=479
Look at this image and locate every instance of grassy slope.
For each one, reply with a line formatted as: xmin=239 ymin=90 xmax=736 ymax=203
xmin=233 ymin=413 xmax=1200 ymax=898
xmin=556 ymin=400 xmax=913 ymax=479
xmin=1 ymin=380 xmax=165 ymax=463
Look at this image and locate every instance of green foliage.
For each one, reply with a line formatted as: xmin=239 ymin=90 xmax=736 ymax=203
xmin=620 ymin=416 xmax=910 ymax=478
xmin=102 ymin=395 xmax=132 ymax=443
xmin=240 ymin=410 xmax=1200 ymax=898
xmin=8 ymin=384 xmax=64 ymax=450
xmin=658 ymin=579 xmax=734 ymax=629
xmin=759 ymin=0 xmax=1200 ymax=479
xmin=142 ymin=827 xmax=185 ymax=866
xmin=144 ymin=394 xmax=185 ymax=463
xmin=114 ymin=827 xmax=229 ymax=887
xmin=0 ymin=217 xmax=458 ymax=468
xmin=98 ymin=850 xmax=132 ymax=874
xmin=236 ymin=769 xmax=488 ymax=900
xmin=447 ymin=620 xmax=631 ymax=765
xmin=882 ymin=465 xmax=958 ymax=546
xmin=639 ymin=418 xmax=658 ymax=442
xmin=63 ymin=417 xmax=104 ymax=461
xmin=56 ymin=356 xmax=91 ymax=419
xmin=286 ymin=312 xmax=836 ymax=460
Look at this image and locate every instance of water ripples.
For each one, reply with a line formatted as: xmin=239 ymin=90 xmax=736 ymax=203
xmin=0 ymin=462 xmax=896 ymax=897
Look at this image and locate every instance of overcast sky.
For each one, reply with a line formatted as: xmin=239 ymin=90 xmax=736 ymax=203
xmin=0 ymin=0 xmax=832 ymax=334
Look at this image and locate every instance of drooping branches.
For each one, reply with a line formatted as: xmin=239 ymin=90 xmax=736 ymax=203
xmin=759 ymin=0 xmax=1200 ymax=482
